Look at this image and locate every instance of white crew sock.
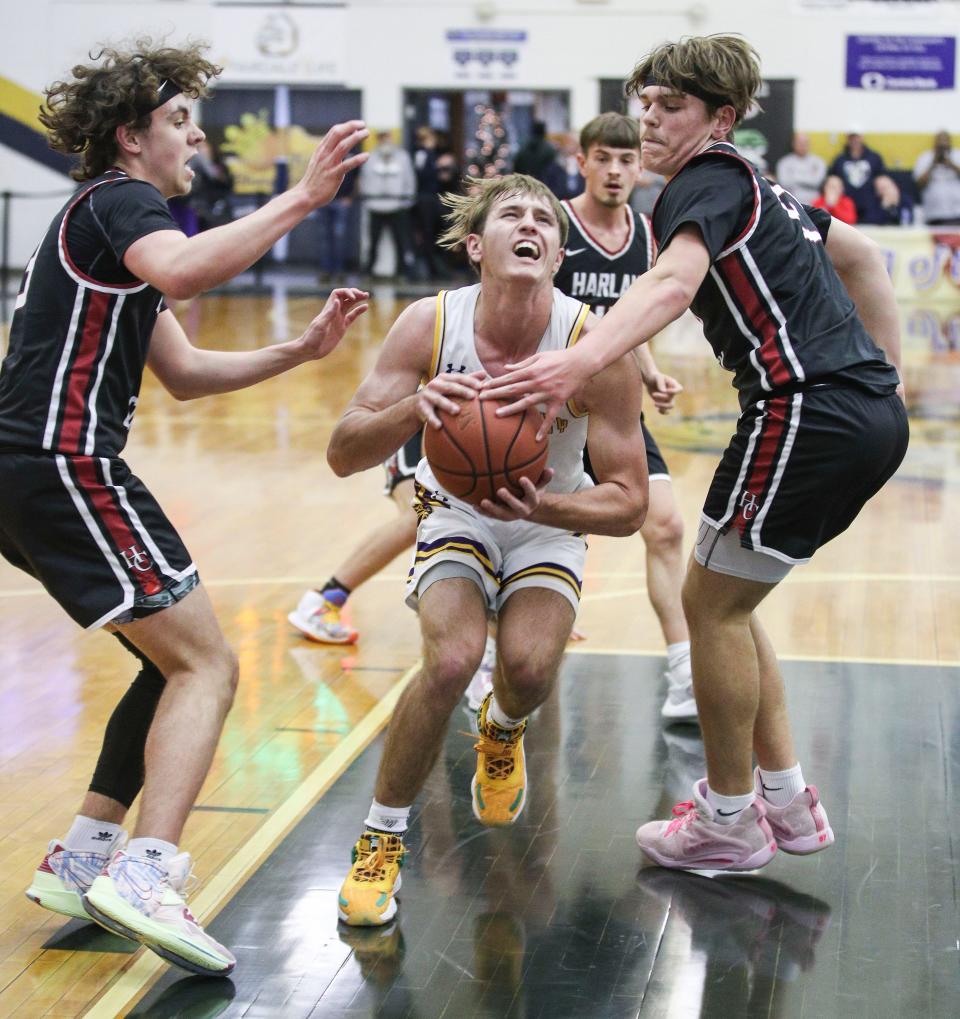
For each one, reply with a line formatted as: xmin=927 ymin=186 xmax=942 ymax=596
xmin=666 ymin=641 xmax=692 ymax=683
xmin=705 ymin=785 xmax=755 ymax=826
xmin=757 ymin=763 xmax=806 ymax=807
xmin=486 ymin=695 xmax=525 ymax=732
xmin=64 ymin=815 xmax=124 ymax=854
xmin=127 ymin=837 xmax=178 ymax=867
xmin=364 ymin=800 xmax=410 ymax=835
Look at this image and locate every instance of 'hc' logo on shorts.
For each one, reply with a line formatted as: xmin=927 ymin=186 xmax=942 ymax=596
xmin=121 ymin=545 xmax=154 ymax=573
xmin=739 ymin=491 xmax=760 ymax=520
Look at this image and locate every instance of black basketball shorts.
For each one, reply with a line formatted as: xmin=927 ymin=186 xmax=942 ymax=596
xmin=383 ymin=429 xmax=423 ymax=495
xmin=0 ymin=452 xmax=198 ymax=629
xmin=702 ymin=386 xmax=909 ymax=565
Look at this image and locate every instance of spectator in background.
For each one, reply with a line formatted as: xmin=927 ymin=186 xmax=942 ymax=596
xmin=317 ymin=167 xmax=356 ymax=283
xmin=870 ymin=175 xmax=914 ymax=226
xmin=513 ymin=120 xmax=558 ymax=184
xmin=813 ymin=174 xmax=857 ymax=225
xmin=775 ymin=132 xmax=826 ymax=205
xmin=829 ymin=128 xmax=885 ymax=223
xmin=555 ymin=133 xmax=585 ymax=200
xmin=412 ymin=126 xmax=442 ymax=278
xmin=914 ymin=131 xmax=960 ymax=225
xmin=359 ymin=130 xmax=416 ymax=279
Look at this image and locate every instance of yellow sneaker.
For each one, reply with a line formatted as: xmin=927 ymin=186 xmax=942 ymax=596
xmin=337 ymin=831 xmax=405 ymax=927
xmin=471 ymin=694 xmax=527 ymax=827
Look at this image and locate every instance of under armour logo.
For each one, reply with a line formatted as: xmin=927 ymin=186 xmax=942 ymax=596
xmin=739 ymin=491 xmax=760 ymax=520
xmin=445 ymin=362 xmax=467 ymax=374
xmin=120 ymin=544 xmax=153 ymax=573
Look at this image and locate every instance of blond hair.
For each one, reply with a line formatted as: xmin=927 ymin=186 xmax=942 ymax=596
xmin=438 ymin=174 xmax=568 ymax=274
xmin=625 ymin=34 xmax=762 ymax=125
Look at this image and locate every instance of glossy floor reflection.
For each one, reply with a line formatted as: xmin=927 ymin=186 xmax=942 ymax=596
xmin=130 ymin=652 xmax=960 ymax=1018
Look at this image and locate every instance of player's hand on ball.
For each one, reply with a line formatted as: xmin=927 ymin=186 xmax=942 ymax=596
xmin=478 ymin=468 xmax=554 ymax=521
xmin=299 ymin=288 xmax=369 ymax=360
xmin=417 ymin=370 xmax=485 ymax=429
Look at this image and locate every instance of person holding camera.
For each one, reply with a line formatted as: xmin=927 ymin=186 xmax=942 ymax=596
xmin=914 ymin=131 xmax=960 ymax=226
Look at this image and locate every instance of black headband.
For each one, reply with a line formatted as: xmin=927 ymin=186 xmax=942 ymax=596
xmin=138 ymin=78 xmax=181 ymax=117
xmin=642 ymin=77 xmax=732 ymax=110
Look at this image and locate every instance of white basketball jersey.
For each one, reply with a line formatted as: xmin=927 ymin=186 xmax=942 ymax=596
xmin=418 ymin=283 xmax=592 ymax=496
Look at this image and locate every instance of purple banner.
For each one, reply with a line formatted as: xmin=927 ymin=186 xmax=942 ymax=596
xmin=846 ymin=35 xmax=956 ymax=90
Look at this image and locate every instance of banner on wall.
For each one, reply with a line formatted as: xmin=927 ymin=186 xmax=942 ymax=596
xmin=862 ymin=225 xmax=960 ymax=301
xmin=845 ymin=35 xmax=956 ymax=90
xmin=446 ymin=28 xmax=527 ymax=82
xmin=213 ymin=6 xmax=347 ymax=83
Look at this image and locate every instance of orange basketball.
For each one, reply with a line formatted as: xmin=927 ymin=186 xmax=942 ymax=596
xmin=423 ymin=394 xmax=548 ymax=507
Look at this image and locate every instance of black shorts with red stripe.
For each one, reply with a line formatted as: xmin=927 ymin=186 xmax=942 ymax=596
xmin=0 ymin=452 xmax=197 ymax=629
xmin=702 ymin=384 xmax=908 ymax=565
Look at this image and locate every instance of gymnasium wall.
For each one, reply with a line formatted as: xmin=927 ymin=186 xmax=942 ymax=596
xmin=1 ymin=0 xmax=957 ymax=266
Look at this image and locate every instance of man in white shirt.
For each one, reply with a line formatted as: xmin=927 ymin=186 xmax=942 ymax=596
xmin=914 ymin=131 xmax=960 ymax=225
xmin=775 ymin=132 xmax=826 ymax=206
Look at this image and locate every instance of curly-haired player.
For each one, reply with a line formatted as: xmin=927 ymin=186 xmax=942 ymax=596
xmin=7 ymin=38 xmax=369 ymax=973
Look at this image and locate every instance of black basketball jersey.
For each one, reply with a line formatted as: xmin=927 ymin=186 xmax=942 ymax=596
xmin=0 ymin=170 xmax=178 ymax=456
xmin=554 ymin=200 xmax=654 ymax=315
xmin=652 ymin=142 xmax=900 ymax=409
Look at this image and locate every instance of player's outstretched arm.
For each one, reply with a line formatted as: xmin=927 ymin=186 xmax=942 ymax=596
xmin=823 ymin=217 xmax=904 ymax=399
xmin=327 ymin=299 xmax=481 ymax=476
xmin=480 ymin=352 xmax=648 ymax=536
xmin=125 ymin=121 xmax=369 ymax=299
xmin=146 ymin=288 xmax=368 ymax=400
xmin=481 ymin=225 xmax=708 ymax=435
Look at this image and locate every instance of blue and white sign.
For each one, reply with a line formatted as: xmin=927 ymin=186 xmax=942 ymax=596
xmin=846 ymin=35 xmax=956 ymax=91
xmin=446 ymin=28 xmax=527 ymax=81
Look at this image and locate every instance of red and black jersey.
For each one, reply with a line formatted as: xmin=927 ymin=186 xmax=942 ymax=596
xmin=652 ymin=142 xmax=900 ymax=409
xmin=0 ymin=170 xmax=180 ymax=456
xmin=554 ymin=200 xmax=654 ymax=316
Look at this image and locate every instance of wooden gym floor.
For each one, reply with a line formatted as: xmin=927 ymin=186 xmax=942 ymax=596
xmin=0 ymin=279 xmax=957 ymax=1017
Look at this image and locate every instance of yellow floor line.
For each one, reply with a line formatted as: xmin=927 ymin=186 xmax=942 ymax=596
xmin=82 ymin=661 xmax=419 ymax=1019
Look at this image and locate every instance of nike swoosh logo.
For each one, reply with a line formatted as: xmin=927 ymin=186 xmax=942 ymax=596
xmin=564 ymin=247 xmax=586 ymax=256
xmin=716 ymin=808 xmax=744 ymax=817
xmin=761 ymin=783 xmax=783 ymax=792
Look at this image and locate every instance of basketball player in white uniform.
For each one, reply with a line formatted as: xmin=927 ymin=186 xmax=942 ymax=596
xmin=326 ymin=173 xmax=649 ymax=927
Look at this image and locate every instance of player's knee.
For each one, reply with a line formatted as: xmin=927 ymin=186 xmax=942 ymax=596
xmin=642 ymin=504 xmax=684 ymax=551
xmin=423 ymin=643 xmax=483 ymax=702
xmin=498 ymin=652 xmax=555 ymax=704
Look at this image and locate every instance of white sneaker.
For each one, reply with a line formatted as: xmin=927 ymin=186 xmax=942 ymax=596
xmin=83 ymin=849 xmax=236 ymax=974
xmin=661 ymin=667 xmax=698 ymax=723
xmin=464 ymin=635 xmax=496 ymax=711
xmin=25 ymin=832 xmax=125 ymax=921
xmin=288 ymin=589 xmax=358 ymax=645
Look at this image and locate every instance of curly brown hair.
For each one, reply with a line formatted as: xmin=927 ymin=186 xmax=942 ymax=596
xmin=625 ymin=35 xmax=762 ymax=125
xmin=41 ymin=38 xmax=222 ymax=181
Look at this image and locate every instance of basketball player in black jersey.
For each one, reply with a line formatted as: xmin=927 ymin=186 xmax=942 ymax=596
xmin=554 ymin=112 xmax=695 ymax=722
xmin=486 ymin=35 xmax=908 ymax=872
xmin=5 ymin=40 xmax=369 ymax=972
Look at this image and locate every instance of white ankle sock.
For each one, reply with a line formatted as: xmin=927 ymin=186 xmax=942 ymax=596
xmin=364 ymin=800 xmax=410 ymax=835
xmin=487 ymin=695 xmax=525 ymax=732
xmin=666 ymin=641 xmax=691 ymax=683
xmin=64 ymin=815 xmax=123 ymax=854
xmin=127 ymin=837 xmax=178 ymax=867
xmin=758 ymin=763 xmax=806 ymax=807
xmin=705 ymin=785 xmax=755 ymax=825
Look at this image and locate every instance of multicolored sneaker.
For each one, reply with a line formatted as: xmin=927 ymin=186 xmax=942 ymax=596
xmin=754 ymin=769 xmax=835 ymax=855
xmin=338 ymin=831 xmax=405 ymax=927
xmin=635 ymin=779 xmax=777 ymax=872
xmin=661 ymin=668 xmax=698 ymax=723
xmin=464 ymin=635 xmax=496 ymax=711
xmin=471 ymin=694 xmax=527 ymax=827
xmin=288 ymin=590 xmax=358 ymax=645
xmin=25 ymin=833 xmax=124 ymax=921
xmin=83 ymin=850 xmax=236 ymax=974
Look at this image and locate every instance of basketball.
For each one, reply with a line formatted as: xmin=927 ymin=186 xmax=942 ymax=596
xmin=423 ymin=394 xmax=548 ymax=507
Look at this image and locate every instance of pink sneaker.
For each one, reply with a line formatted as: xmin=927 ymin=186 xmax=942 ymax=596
xmin=754 ymin=769 xmax=835 ymax=855
xmin=636 ymin=779 xmax=778 ymax=872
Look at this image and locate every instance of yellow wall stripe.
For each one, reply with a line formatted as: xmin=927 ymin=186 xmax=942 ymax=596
xmin=0 ymin=75 xmax=44 ymax=132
